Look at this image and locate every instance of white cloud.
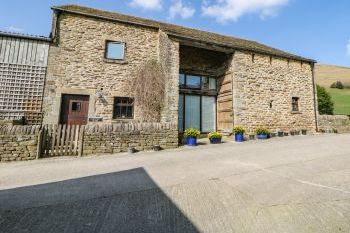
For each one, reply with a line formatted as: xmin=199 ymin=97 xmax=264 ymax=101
xmin=129 ymin=0 xmax=162 ymax=10
xmin=7 ymin=26 xmax=23 ymax=32
xmin=347 ymin=39 xmax=350 ymax=56
xmin=202 ymin=0 xmax=289 ymax=23
xmin=169 ymin=1 xmax=195 ymax=19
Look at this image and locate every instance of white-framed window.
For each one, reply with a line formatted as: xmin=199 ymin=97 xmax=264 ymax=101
xmin=105 ymin=41 xmax=125 ymax=60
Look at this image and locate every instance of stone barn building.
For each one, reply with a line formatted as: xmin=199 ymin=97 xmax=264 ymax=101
xmin=43 ymin=5 xmax=318 ymax=134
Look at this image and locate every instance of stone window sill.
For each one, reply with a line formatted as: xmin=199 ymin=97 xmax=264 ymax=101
xmin=112 ymin=119 xmax=135 ymax=122
xmin=291 ymin=111 xmax=302 ymax=114
xmin=104 ymin=59 xmax=128 ymax=64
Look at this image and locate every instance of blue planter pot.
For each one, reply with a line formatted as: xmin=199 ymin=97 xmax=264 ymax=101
xmin=257 ymin=134 xmax=268 ymax=140
xmin=235 ymin=133 xmax=244 ymax=142
xmin=210 ymin=138 xmax=221 ymax=144
xmin=186 ymin=136 xmax=197 ymax=146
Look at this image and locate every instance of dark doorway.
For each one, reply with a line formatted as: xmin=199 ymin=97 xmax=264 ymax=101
xmin=60 ymin=94 xmax=89 ymax=125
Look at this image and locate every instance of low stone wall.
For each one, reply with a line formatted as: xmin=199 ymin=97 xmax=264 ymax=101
xmin=0 ymin=126 xmax=41 ymax=162
xmin=83 ymin=123 xmax=178 ymax=155
xmin=0 ymin=123 xmax=179 ymax=162
xmin=318 ymin=115 xmax=350 ymax=133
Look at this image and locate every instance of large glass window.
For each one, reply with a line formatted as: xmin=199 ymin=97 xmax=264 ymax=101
xmin=178 ymin=94 xmax=216 ymax=132
xmin=178 ymin=94 xmax=184 ymax=132
xmin=179 ymin=74 xmax=185 ymax=88
xmin=105 ymin=41 xmax=125 ymax=60
xmin=186 ymin=75 xmax=201 ymax=89
xmin=113 ymin=97 xmax=134 ymax=119
xmin=209 ymin=77 xmax=217 ymax=90
xmin=185 ymin=95 xmax=201 ymax=130
xmin=179 ymin=74 xmax=217 ymax=90
xmin=201 ymin=96 xmax=216 ymax=132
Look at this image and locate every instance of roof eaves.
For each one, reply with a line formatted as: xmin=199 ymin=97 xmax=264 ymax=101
xmin=168 ymin=31 xmax=316 ymax=63
xmin=51 ymin=5 xmax=316 ymax=64
xmin=0 ymin=31 xmax=51 ymax=42
xmin=52 ymin=6 xmax=160 ymax=31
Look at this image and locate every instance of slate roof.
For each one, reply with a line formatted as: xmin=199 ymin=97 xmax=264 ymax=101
xmin=52 ymin=4 xmax=315 ymax=63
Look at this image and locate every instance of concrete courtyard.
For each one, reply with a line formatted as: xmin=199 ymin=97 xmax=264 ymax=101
xmin=0 ymin=134 xmax=350 ymax=232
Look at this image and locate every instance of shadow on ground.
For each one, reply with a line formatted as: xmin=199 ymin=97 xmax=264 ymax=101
xmin=0 ymin=168 xmax=199 ymax=233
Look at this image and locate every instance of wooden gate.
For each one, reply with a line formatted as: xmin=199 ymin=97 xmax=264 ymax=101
xmin=217 ymin=72 xmax=233 ymax=132
xmin=38 ymin=124 xmax=85 ymax=158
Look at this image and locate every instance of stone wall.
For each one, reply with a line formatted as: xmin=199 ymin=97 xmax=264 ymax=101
xmin=318 ymin=115 xmax=350 ymax=133
xmin=0 ymin=123 xmax=178 ymax=162
xmin=44 ymin=13 xmax=182 ymax=126
xmin=43 ymin=12 xmax=163 ymax=124
xmin=179 ymin=45 xmax=230 ymax=76
xmin=82 ymin=123 xmax=178 ymax=155
xmin=231 ymin=51 xmax=317 ymax=133
xmin=0 ymin=126 xmax=40 ymax=162
xmin=158 ymin=31 xmax=179 ymax=124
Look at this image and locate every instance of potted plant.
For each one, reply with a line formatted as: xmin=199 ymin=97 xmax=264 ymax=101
xmin=301 ymin=129 xmax=307 ymax=135
xmin=184 ymin=128 xmax=200 ymax=146
xmin=233 ymin=126 xmax=245 ymax=142
xmin=256 ymin=127 xmax=270 ymax=140
xmin=208 ymin=131 xmax=222 ymax=144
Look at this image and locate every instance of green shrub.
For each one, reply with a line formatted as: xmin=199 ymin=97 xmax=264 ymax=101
xmin=317 ymin=85 xmax=334 ymax=115
xmin=208 ymin=131 xmax=222 ymax=139
xmin=232 ymin=126 xmax=245 ymax=134
xmin=256 ymin=127 xmax=270 ymax=135
xmin=184 ymin=128 xmax=200 ymax=138
xmin=330 ymin=81 xmax=344 ymax=89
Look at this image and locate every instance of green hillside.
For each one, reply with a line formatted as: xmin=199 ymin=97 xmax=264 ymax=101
xmin=316 ymin=64 xmax=350 ymax=115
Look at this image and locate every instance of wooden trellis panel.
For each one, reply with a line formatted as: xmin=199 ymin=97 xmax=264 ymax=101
xmin=39 ymin=124 xmax=85 ymax=157
xmin=0 ymin=35 xmax=49 ymax=124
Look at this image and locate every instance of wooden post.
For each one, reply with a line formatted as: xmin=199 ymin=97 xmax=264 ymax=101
xmin=65 ymin=124 xmax=71 ymax=156
xmin=61 ymin=124 xmax=66 ymax=154
xmin=36 ymin=129 xmax=44 ymax=159
xmin=56 ymin=124 xmax=62 ymax=155
xmin=78 ymin=125 xmax=85 ymax=157
xmin=51 ymin=124 xmax=57 ymax=156
xmin=69 ymin=125 xmax=75 ymax=155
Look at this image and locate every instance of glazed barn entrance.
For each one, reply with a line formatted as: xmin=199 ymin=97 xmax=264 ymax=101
xmin=178 ymin=45 xmax=233 ymax=134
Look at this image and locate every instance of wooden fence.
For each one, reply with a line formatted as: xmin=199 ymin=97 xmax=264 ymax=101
xmin=38 ymin=124 xmax=84 ymax=157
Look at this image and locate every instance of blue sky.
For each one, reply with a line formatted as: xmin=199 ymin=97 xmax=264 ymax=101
xmin=1 ymin=0 xmax=349 ymax=67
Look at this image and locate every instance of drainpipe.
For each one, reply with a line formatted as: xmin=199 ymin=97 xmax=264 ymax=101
xmin=311 ymin=62 xmax=319 ymax=132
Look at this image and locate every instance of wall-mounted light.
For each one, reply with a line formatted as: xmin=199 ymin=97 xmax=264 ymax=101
xmin=96 ymin=87 xmax=104 ymax=99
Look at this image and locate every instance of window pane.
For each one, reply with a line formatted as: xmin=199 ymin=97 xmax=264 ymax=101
xmin=71 ymin=102 xmax=81 ymax=112
xmin=185 ymin=95 xmax=200 ymax=130
xmin=106 ymin=42 xmax=125 ymax=59
xmin=186 ymin=75 xmax=201 ymax=89
xmin=209 ymin=78 xmax=217 ymax=90
xmin=292 ymin=97 xmax=299 ymax=111
xmin=115 ymin=106 xmax=121 ymax=118
xmin=178 ymin=94 xmax=184 ymax=132
xmin=179 ymin=74 xmax=185 ymax=87
xmin=201 ymin=96 xmax=216 ymax=132
xmin=121 ymin=106 xmax=128 ymax=118
xmin=113 ymin=97 xmax=134 ymax=119
xmin=127 ymin=106 xmax=133 ymax=118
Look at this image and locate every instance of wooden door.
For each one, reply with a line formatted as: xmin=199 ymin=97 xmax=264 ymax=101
xmin=60 ymin=94 xmax=89 ymax=125
xmin=217 ymin=72 xmax=233 ymax=132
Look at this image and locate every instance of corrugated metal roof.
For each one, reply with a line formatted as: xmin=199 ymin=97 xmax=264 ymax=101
xmin=0 ymin=31 xmax=51 ymax=42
